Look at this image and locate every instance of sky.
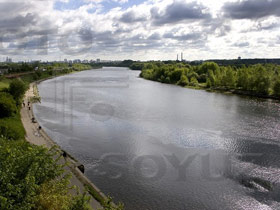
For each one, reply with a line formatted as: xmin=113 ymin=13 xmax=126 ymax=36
xmin=1 ymin=0 xmax=280 ymax=61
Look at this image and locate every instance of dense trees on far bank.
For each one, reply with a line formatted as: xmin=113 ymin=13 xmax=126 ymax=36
xmin=139 ymin=62 xmax=280 ymax=98
xmin=0 ymin=62 xmax=94 ymax=74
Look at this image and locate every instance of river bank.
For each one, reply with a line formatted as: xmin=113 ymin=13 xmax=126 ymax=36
xmin=140 ymin=77 xmax=280 ymax=101
xmin=20 ymin=72 xmax=115 ymax=209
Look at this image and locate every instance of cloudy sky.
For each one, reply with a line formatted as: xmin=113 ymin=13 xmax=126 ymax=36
xmin=1 ymin=0 xmax=280 ymax=61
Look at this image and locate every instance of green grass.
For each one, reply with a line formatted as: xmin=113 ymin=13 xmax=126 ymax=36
xmin=0 ymin=78 xmax=11 ymax=90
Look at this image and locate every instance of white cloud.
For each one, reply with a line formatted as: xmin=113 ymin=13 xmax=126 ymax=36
xmin=0 ymin=0 xmax=279 ymax=61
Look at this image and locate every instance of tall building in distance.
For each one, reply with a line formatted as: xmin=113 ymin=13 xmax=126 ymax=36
xmin=6 ymin=57 xmax=12 ymax=63
xmin=181 ymin=52 xmax=183 ymax=61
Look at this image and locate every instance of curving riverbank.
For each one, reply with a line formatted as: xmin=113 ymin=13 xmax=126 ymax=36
xmin=20 ymin=74 xmax=110 ymax=209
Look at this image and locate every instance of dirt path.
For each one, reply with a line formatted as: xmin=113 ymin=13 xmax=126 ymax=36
xmin=21 ymin=83 xmax=103 ymax=210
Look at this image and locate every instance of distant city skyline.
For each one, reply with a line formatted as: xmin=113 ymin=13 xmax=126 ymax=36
xmin=0 ymin=0 xmax=280 ymax=61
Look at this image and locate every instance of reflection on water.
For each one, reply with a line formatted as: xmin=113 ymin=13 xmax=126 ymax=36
xmin=33 ymin=67 xmax=280 ymax=210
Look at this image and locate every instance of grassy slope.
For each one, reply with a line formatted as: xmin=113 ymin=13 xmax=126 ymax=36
xmin=0 ymin=78 xmax=10 ymax=90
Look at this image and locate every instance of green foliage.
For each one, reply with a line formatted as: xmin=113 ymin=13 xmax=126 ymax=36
xmin=140 ymin=61 xmax=280 ymax=98
xmin=206 ymin=70 xmax=216 ymax=87
xmin=221 ymin=67 xmax=236 ymax=88
xmin=0 ymin=140 xmax=62 ymax=209
xmin=0 ymin=114 xmax=25 ymax=140
xmin=0 ymin=139 xmax=92 ymax=210
xmin=0 ymin=77 xmax=10 ymax=91
xmin=273 ymin=78 xmax=280 ymax=97
xmin=48 ymin=70 xmax=54 ymax=76
xmin=101 ymin=197 xmax=124 ymax=210
xmin=253 ymin=66 xmax=271 ymax=95
xmin=198 ymin=62 xmax=219 ymax=74
xmin=177 ymin=75 xmax=189 ymax=87
xmin=86 ymin=185 xmax=123 ymax=210
xmin=130 ymin=63 xmax=145 ymax=70
xmin=189 ymin=77 xmax=198 ymax=86
xmin=36 ymin=178 xmax=91 ymax=210
xmin=72 ymin=64 xmax=92 ymax=71
xmin=9 ymin=79 xmax=27 ymax=104
xmin=169 ymin=69 xmax=183 ymax=83
xmin=0 ymin=92 xmax=17 ymax=118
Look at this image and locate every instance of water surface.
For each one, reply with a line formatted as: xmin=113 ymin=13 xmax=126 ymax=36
xmin=34 ymin=67 xmax=280 ymax=210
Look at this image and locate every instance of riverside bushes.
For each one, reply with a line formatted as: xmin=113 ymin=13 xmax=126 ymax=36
xmin=0 ymin=138 xmax=91 ymax=210
xmin=139 ymin=62 xmax=280 ymax=97
xmin=0 ymin=89 xmax=25 ymax=140
xmin=0 ymin=78 xmax=93 ymax=210
xmin=0 ymin=92 xmax=17 ymax=118
xmin=8 ymin=79 xmax=27 ymax=105
xmin=0 ymin=115 xmax=25 ymax=140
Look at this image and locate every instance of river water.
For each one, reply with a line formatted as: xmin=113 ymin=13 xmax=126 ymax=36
xmin=33 ymin=67 xmax=280 ymax=210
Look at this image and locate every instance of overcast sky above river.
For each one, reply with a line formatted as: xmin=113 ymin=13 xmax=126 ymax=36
xmin=1 ymin=0 xmax=280 ymax=61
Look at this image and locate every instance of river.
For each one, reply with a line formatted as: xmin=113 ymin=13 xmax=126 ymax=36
xmin=33 ymin=67 xmax=280 ymax=210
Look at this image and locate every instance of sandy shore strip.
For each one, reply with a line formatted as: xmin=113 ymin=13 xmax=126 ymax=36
xmin=21 ymin=81 xmax=106 ymax=209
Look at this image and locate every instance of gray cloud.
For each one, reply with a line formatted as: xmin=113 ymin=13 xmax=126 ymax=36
xmin=223 ymin=0 xmax=280 ymax=19
xmin=119 ymin=11 xmax=147 ymax=23
xmin=242 ymin=21 xmax=280 ymax=33
xmin=0 ymin=13 xmax=37 ymax=32
xmin=151 ymin=1 xmax=211 ymax=25
xmin=233 ymin=41 xmax=250 ymax=47
xmin=148 ymin=33 xmax=161 ymax=40
xmin=163 ymin=31 xmax=204 ymax=41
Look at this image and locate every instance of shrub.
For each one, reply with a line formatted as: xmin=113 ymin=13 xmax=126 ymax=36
xmin=189 ymin=77 xmax=199 ymax=86
xmin=0 ymin=115 xmax=25 ymax=140
xmin=0 ymin=138 xmax=92 ymax=210
xmin=0 ymin=92 xmax=17 ymax=118
xmin=9 ymin=79 xmax=27 ymax=104
xmin=177 ymin=75 xmax=189 ymax=87
xmin=273 ymin=78 xmax=280 ymax=97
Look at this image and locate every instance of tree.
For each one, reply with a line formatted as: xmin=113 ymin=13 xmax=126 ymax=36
xmin=189 ymin=77 xmax=198 ymax=86
xmin=223 ymin=67 xmax=236 ymax=88
xmin=9 ymin=79 xmax=26 ymax=104
xmin=0 ymin=92 xmax=17 ymax=118
xmin=237 ymin=68 xmax=250 ymax=90
xmin=206 ymin=70 xmax=216 ymax=87
xmin=169 ymin=69 xmax=183 ymax=83
xmin=273 ymin=78 xmax=280 ymax=97
xmin=198 ymin=62 xmax=219 ymax=74
xmin=177 ymin=75 xmax=189 ymax=87
xmin=0 ymin=138 xmax=93 ymax=210
xmin=253 ymin=66 xmax=271 ymax=95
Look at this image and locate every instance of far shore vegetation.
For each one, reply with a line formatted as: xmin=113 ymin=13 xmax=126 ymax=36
xmin=0 ymin=62 xmax=123 ymax=210
xmin=131 ymin=61 xmax=280 ymax=99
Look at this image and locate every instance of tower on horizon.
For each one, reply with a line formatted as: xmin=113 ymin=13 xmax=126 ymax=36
xmin=181 ymin=52 xmax=183 ymax=61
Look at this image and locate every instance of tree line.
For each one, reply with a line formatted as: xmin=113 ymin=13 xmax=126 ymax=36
xmin=137 ymin=62 xmax=280 ymax=98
